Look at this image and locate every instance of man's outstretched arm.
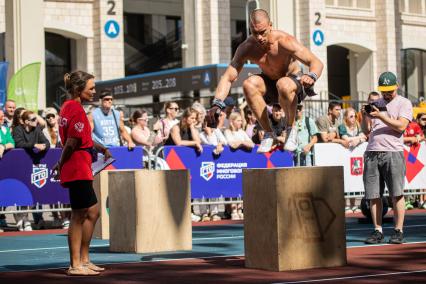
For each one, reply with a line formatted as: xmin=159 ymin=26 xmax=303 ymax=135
xmin=214 ymin=45 xmax=247 ymax=101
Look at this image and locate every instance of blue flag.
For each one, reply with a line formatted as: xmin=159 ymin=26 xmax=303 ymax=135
xmin=0 ymin=62 xmax=8 ymax=109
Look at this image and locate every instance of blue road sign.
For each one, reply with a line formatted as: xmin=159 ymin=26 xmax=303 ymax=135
xmin=312 ymin=30 xmax=324 ymax=46
xmin=104 ymin=20 xmax=120 ymax=39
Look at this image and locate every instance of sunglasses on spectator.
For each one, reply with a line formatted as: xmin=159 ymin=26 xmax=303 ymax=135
xmin=421 ymin=118 xmax=426 ymax=121
xmin=28 ymin=117 xmax=37 ymax=122
xmin=168 ymin=107 xmax=179 ymax=111
xmin=46 ymin=114 xmax=56 ymax=119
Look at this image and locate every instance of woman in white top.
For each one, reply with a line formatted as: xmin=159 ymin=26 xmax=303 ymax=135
xmin=131 ymin=109 xmax=162 ymax=149
xmin=224 ymin=112 xmax=254 ymax=150
xmin=157 ymin=101 xmax=180 ymax=142
xmin=42 ymin=107 xmax=61 ymax=148
xmin=338 ymin=107 xmax=366 ymax=148
xmin=200 ymin=110 xmax=227 ymax=155
xmin=223 ymin=112 xmax=253 ymax=220
xmin=338 ymin=107 xmax=366 ymax=214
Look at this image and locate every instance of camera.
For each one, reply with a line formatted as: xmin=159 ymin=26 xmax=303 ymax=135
xmin=364 ymin=102 xmax=387 ymax=114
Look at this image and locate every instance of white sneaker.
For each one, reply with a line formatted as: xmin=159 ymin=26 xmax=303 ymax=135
xmin=231 ymin=211 xmax=240 ymax=220
xmin=16 ymin=219 xmax=24 ymax=231
xmin=191 ymin=213 xmax=201 ymax=222
xmin=257 ymin=132 xmax=276 ymax=153
xmin=283 ymin=127 xmax=298 ymax=151
xmin=62 ymin=220 xmax=70 ymax=229
xmin=24 ymin=222 xmax=32 ymax=231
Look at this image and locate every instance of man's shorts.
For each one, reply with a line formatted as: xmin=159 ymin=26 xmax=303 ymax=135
xmin=363 ymin=151 xmax=405 ymax=199
xmin=63 ymin=180 xmax=98 ymax=210
xmin=255 ymin=73 xmax=304 ymax=105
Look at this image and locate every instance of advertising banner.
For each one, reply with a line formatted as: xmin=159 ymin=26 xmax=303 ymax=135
xmin=0 ymin=147 xmax=143 ymax=206
xmin=164 ymin=145 xmax=294 ymax=198
xmin=314 ymin=142 xmax=426 ymax=193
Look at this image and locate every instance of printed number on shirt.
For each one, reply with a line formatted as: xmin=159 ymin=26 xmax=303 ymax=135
xmin=102 ymin=126 xmax=115 ymax=136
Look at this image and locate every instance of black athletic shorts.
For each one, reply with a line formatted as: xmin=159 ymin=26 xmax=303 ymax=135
xmin=63 ymin=180 xmax=98 ymax=210
xmin=256 ymin=73 xmax=305 ymax=105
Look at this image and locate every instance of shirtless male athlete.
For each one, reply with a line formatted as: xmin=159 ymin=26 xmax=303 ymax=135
xmin=207 ymin=9 xmax=324 ymax=152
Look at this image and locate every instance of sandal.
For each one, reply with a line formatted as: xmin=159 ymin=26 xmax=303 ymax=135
xmin=66 ymin=266 xmax=100 ymax=276
xmin=83 ymin=262 xmax=105 ymax=272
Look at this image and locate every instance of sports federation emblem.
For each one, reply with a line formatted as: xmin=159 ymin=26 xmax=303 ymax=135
xmin=31 ymin=164 xmax=48 ymax=189
xmin=74 ymin=122 xmax=84 ymax=132
xmin=350 ymin=157 xmax=363 ymax=176
xmin=200 ymin=162 xmax=215 ymax=181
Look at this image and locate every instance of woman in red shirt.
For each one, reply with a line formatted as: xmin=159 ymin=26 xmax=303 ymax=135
xmin=54 ymin=71 xmax=112 ymax=276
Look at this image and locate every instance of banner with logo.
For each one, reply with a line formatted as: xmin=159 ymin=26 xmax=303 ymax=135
xmin=0 ymin=147 xmax=143 ymax=206
xmin=0 ymin=62 xmax=8 ymax=109
xmin=7 ymin=62 xmax=41 ymax=112
xmin=164 ymin=145 xmax=294 ymax=198
xmin=314 ymin=142 xmax=426 ymax=193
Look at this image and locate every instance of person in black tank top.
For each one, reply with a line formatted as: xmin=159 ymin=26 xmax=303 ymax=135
xmin=165 ymin=107 xmax=203 ymax=153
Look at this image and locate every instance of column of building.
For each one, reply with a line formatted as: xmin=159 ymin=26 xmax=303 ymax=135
xmin=375 ymin=0 xmax=398 ymax=81
xmin=92 ymin=0 xmax=124 ymax=80
xmin=5 ymin=0 xmax=45 ymax=109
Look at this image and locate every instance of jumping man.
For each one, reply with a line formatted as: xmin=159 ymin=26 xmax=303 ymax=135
xmin=207 ymin=9 xmax=324 ymax=152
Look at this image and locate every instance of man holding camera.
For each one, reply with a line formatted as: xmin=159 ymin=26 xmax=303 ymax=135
xmin=206 ymin=9 xmax=323 ymax=153
xmin=363 ymin=72 xmax=412 ymax=244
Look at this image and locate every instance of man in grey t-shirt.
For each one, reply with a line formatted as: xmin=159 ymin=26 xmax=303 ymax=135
xmin=362 ymin=72 xmax=412 ymax=245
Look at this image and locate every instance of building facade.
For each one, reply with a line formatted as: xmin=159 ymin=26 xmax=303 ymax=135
xmin=0 ymin=0 xmax=425 ymax=109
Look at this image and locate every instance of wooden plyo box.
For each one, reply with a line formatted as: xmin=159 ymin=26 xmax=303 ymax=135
xmin=108 ymin=169 xmax=192 ymax=253
xmin=243 ymin=166 xmax=346 ymax=271
xmin=93 ymin=171 xmax=109 ymax=240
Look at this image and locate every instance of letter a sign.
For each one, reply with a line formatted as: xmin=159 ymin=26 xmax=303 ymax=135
xmin=312 ymin=30 xmax=324 ymax=46
xmin=104 ymin=20 xmax=120 ymax=39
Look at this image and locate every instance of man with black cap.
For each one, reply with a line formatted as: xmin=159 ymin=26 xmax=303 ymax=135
xmin=362 ymin=71 xmax=412 ymax=245
xmin=206 ymin=9 xmax=323 ymax=153
xmin=88 ymin=90 xmax=135 ymax=149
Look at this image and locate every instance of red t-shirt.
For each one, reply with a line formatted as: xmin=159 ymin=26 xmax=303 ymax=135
xmin=404 ymin=121 xmax=424 ymax=147
xmin=59 ymin=100 xmax=94 ymax=184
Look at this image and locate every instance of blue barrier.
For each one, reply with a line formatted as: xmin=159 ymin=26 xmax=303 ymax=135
xmin=164 ymin=145 xmax=294 ymax=198
xmin=0 ymin=147 xmax=143 ymax=206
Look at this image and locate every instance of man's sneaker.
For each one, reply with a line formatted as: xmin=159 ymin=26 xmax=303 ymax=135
xmin=62 ymin=220 xmax=70 ymax=229
xmin=23 ymin=221 xmax=33 ymax=232
xmin=364 ymin=230 xmax=384 ymax=244
xmin=283 ymin=127 xmax=298 ymax=151
xmin=405 ymin=201 xmax=414 ymax=210
xmin=389 ymin=229 xmax=404 ymax=244
xmin=191 ymin=213 xmax=201 ymax=222
xmin=16 ymin=219 xmax=24 ymax=231
xmin=257 ymin=132 xmax=276 ymax=153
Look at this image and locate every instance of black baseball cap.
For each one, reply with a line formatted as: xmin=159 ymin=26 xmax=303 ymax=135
xmin=99 ymin=89 xmax=113 ymax=99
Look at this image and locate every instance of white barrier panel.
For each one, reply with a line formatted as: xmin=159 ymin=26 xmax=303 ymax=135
xmin=314 ymin=142 xmax=426 ymax=193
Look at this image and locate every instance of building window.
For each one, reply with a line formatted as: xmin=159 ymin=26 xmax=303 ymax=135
xmin=124 ymin=13 xmax=182 ymax=76
xmin=45 ymin=32 xmax=72 ymax=108
xmin=0 ymin=33 xmax=4 ymax=61
xmin=401 ymin=49 xmax=426 ymax=100
xmin=400 ymin=0 xmax=426 ymax=14
xmin=326 ymin=0 xmax=371 ymax=9
xmin=231 ymin=20 xmax=246 ymax=57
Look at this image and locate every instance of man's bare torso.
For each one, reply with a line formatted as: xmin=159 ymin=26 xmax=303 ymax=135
xmin=240 ymin=30 xmax=300 ymax=80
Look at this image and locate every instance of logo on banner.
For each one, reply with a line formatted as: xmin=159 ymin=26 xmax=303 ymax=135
xmin=200 ymin=162 xmax=215 ymax=181
xmin=31 ymin=164 xmax=48 ymax=189
xmin=350 ymin=157 xmax=363 ymax=176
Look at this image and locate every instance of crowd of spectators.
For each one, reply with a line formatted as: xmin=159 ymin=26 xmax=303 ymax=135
xmin=1 ymin=89 xmax=426 ymax=229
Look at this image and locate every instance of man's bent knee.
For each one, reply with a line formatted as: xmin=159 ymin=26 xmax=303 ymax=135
xmin=276 ymin=78 xmax=297 ymax=99
xmin=243 ymin=77 xmax=265 ymax=98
